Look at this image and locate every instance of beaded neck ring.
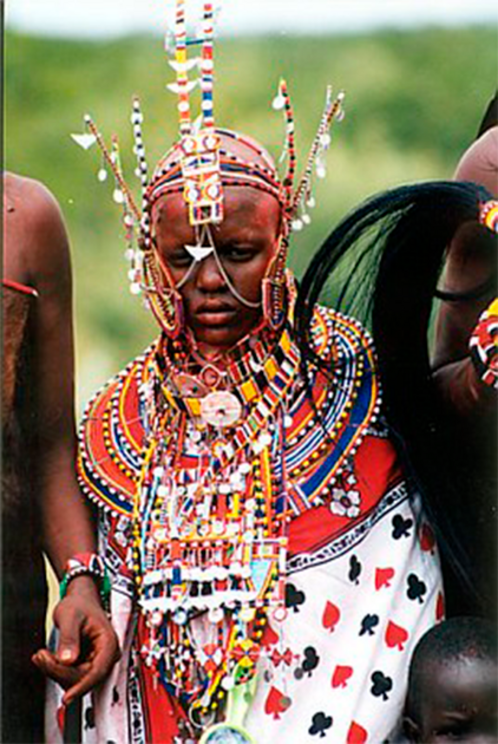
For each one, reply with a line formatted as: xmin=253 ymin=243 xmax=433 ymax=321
xmin=71 ymin=0 xmax=345 ymax=338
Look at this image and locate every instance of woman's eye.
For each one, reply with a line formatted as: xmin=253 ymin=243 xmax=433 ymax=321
xmin=168 ymin=253 xmax=193 ymax=267
xmin=222 ymin=246 xmax=254 ymax=261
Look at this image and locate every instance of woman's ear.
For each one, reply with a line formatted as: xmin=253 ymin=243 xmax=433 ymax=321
xmin=402 ymin=714 xmax=422 ymax=743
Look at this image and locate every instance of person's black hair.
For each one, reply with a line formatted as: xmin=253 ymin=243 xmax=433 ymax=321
xmin=477 ymin=92 xmax=498 ymax=139
xmin=405 ymin=616 xmax=497 ymax=725
xmin=295 ymin=180 xmax=496 ymax=610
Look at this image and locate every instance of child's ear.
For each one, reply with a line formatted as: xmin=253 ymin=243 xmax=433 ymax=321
xmin=402 ymin=715 xmax=422 ymax=743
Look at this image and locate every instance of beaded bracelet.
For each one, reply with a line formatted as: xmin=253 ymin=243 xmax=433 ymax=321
xmin=469 ymin=298 xmax=498 ymax=390
xmin=59 ymin=552 xmax=111 ymax=606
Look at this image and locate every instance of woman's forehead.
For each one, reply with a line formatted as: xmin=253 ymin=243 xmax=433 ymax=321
xmin=153 ymin=186 xmax=281 ymax=230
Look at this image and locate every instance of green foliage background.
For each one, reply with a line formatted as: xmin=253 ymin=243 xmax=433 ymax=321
xmin=6 ymin=27 xmax=497 ymax=408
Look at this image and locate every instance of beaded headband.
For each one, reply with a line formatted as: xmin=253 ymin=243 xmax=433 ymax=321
xmin=71 ymin=0 xmax=345 ymax=332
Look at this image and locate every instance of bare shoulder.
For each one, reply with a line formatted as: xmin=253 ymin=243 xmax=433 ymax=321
xmin=454 ymin=126 xmax=498 ymax=192
xmin=4 ymin=172 xmax=71 ymax=288
xmin=5 ymin=172 xmax=66 ymax=231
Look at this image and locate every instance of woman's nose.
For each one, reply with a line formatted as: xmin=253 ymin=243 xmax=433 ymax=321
xmin=195 ymin=254 xmax=227 ymax=292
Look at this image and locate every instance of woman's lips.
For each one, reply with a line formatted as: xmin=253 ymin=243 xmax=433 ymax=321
xmin=194 ymin=306 xmax=238 ymax=326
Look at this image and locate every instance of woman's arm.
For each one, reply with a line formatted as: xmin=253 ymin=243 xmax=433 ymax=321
xmin=5 ymin=174 xmax=119 ymax=704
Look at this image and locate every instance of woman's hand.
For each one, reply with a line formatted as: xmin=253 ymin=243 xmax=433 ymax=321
xmin=32 ymin=576 xmax=120 ymax=706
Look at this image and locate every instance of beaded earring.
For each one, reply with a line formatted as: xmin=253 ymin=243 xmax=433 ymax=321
xmin=262 ymin=235 xmax=290 ymax=330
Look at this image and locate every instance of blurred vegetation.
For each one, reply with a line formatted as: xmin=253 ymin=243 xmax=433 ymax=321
xmin=5 ymin=27 xmax=497 ymax=408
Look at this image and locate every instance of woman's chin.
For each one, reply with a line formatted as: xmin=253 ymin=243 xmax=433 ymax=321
xmin=191 ymin=323 xmax=253 ymax=353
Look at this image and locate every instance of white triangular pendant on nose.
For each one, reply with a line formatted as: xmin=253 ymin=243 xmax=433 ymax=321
xmin=185 ymin=244 xmax=214 ymax=262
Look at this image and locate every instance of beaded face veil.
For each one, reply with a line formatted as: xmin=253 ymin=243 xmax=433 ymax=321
xmin=73 ymin=0 xmax=345 ymax=339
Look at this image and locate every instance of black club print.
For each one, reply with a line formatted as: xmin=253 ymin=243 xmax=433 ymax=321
xmin=309 ymin=712 xmax=333 ymax=737
xmin=285 ymin=582 xmax=306 ymax=613
xmin=406 ymin=573 xmax=427 ymax=603
xmin=359 ymin=613 xmax=380 ymax=636
xmin=370 ymin=670 xmax=393 ymax=701
xmin=391 ymin=514 xmax=413 ymax=540
xmin=295 ymin=645 xmax=320 ymax=679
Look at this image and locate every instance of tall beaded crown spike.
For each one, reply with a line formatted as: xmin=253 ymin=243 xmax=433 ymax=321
xmin=168 ymin=0 xmax=224 ymax=226
xmin=272 ymin=80 xmax=345 ymax=233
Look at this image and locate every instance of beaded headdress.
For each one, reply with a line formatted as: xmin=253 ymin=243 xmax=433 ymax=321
xmin=72 ymin=0 xmax=345 ymax=336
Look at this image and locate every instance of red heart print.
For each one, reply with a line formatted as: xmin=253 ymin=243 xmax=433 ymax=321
xmin=322 ymin=601 xmax=341 ymax=632
xmin=264 ymin=685 xmax=290 ymax=720
xmin=347 ymin=721 xmax=368 ymax=743
xmin=420 ymin=523 xmax=436 ymax=552
xmin=385 ymin=620 xmax=409 ymax=651
xmin=332 ymin=665 xmax=353 ymax=688
xmin=375 ymin=567 xmax=395 ymax=590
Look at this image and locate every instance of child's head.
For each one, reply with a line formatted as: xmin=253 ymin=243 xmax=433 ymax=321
xmin=404 ymin=617 xmax=497 ymax=743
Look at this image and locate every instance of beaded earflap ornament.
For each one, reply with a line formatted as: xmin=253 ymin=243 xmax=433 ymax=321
xmin=71 ymin=0 xmax=345 ymax=338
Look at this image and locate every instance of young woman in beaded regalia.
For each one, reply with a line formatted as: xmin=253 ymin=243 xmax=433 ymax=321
xmin=39 ymin=4 xmax=497 ymax=742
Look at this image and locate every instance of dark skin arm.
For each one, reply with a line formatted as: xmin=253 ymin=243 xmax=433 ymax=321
xmin=432 ymin=128 xmax=497 ymax=426
xmin=432 ymin=221 xmax=496 ymax=424
xmin=4 ymin=173 xmax=120 ymax=705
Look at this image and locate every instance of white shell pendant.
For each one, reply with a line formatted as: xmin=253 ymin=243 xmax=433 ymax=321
xmin=200 ymin=391 xmax=242 ymax=428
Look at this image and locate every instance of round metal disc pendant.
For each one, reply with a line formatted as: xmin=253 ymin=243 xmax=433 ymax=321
xmin=200 ymin=391 xmax=242 ymax=428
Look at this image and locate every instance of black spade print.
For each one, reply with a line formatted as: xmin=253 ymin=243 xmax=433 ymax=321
xmin=392 ymin=514 xmax=413 ymax=540
xmin=348 ymin=555 xmax=362 ymax=585
xmin=371 ymin=670 xmax=393 ymax=701
xmin=407 ymin=573 xmax=427 ymax=603
xmin=112 ymin=686 xmax=120 ymax=705
xmin=359 ymin=613 xmax=380 ymax=636
xmin=309 ymin=712 xmax=333 ymax=737
xmin=285 ymin=582 xmax=306 ymax=613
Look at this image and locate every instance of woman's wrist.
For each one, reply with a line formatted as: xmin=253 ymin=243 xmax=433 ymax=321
xmin=59 ymin=552 xmax=111 ymax=607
